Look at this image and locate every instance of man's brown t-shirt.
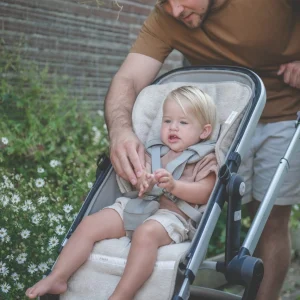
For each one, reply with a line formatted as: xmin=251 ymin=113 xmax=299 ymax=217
xmin=130 ymin=0 xmax=300 ymax=123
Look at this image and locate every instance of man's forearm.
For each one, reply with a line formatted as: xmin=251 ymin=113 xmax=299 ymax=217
xmin=104 ymin=74 xmax=137 ymax=138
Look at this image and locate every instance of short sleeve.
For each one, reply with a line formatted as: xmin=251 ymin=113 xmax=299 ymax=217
xmin=130 ymin=6 xmax=173 ymax=63
xmin=194 ymin=153 xmax=219 ymax=182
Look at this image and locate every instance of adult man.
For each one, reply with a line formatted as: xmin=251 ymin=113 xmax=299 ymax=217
xmin=105 ymin=0 xmax=300 ymax=299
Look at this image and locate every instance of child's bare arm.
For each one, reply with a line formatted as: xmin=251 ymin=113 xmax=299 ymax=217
xmin=154 ymin=168 xmax=216 ymax=205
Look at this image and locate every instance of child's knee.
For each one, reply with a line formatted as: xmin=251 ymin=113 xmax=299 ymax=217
xmin=132 ymin=221 xmax=163 ymax=245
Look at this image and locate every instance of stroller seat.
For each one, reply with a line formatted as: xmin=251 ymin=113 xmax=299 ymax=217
xmin=59 ymin=75 xmax=254 ymax=300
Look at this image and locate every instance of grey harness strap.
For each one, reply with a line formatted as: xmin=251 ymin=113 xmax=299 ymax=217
xmin=146 ymin=139 xmax=216 ymax=224
xmin=123 ymin=139 xmax=216 ymax=231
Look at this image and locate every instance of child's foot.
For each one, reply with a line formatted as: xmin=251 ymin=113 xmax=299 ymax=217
xmin=25 ymin=274 xmax=67 ymax=298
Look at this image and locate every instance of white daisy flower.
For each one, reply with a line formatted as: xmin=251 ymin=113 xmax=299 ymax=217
xmin=1 ymin=282 xmax=11 ymax=293
xmin=55 ymin=225 xmax=66 ymax=235
xmin=11 ymin=194 xmax=21 ymax=204
xmin=63 ymin=204 xmax=73 ymax=214
xmin=48 ymin=237 xmax=59 ymax=248
xmin=4 ymin=235 xmax=10 ymax=243
xmin=35 ymin=178 xmax=45 ymax=188
xmin=97 ymin=110 xmax=104 ymax=117
xmin=92 ymin=128 xmax=101 ymax=145
xmin=37 ymin=167 xmax=45 ymax=173
xmin=6 ymin=254 xmax=14 ymax=261
xmin=15 ymin=174 xmax=21 ymax=181
xmin=0 ymin=262 xmax=8 ymax=275
xmin=11 ymin=272 xmax=19 ymax=281
xmin=0 ymin=265 xmax=9 ymax=276
xmin=1 ymin=137 xmax=8 ymax=145
xmin=0 ymin=195 xmax=9 ymax=206
xmin=31 ymin=213 xmax=43 ymax=225
xmin=47 ymin=258 xmax=55 ymax=265
xmin=16 ymin=253 xmax=27 ymax=264
xmin=49 ymin=160 xmax=61 ymax=168
xmin=11 ymin=205 xmax=19 ymax=213
xmin=0 ymin=228 xmax=8 ymax=239
xmin=87 ymin=182 xmax=93 ymax=188
xmin=3 ymin=175 xmax=14 ymax=188
xmin=38 ymin=262 xmax=48 ymax=272
xmin=38 ymin=196 xmax=48 ymax=205
xmin=28 ymin=263 xmax=38 ymax=274
xmin=16 ymin=282 xmax=24 ymax=290
xmin=66 ymin=215 xmax=74 ymax=222
xmin=21 ymin=200 xmax=35 ymax=212
xmin=20 ymin=229 xmax=31 ymax=239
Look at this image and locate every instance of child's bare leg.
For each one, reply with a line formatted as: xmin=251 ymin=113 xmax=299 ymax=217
xmin=26 ymin=209 xmax=125 ymax=298
xmin=110 ymin=220 xmax=172 ymax=300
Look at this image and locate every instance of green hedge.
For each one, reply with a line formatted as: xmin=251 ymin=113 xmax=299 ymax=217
xmin=0 ymin=46 xmax=108 ymax=299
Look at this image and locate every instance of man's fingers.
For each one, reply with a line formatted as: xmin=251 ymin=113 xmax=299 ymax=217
xmin=127 ymin=145 xmax=144 ymax=178
xmin=277 ymin=64 xmax=287 ymax=76
xmin=118 ymin=153 xmax=138 ymax=185
xmin=283 ymin=66 xmax=292 ymax=85
xmin=290 ymin=67 xmax=300 ymax=88
xmin=137 ymin=143 xmax=146 ymax=172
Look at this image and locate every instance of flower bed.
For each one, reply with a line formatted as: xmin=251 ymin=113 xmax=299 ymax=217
xmin=0 ymin=46 xmax=108 ymax=299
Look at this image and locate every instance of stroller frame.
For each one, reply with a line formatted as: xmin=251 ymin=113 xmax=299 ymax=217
xmin=42 ymin=66 xmax=300 ymax=300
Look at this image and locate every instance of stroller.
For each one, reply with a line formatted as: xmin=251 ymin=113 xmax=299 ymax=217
xmin=41 ymin=66 xmax=300 ymax=300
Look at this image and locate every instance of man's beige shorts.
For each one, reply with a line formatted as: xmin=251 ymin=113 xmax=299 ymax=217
xmin=239 ymin=120 xmax=300 ymax=205
xmin=106 ymin=197 xmax=195 ymax=243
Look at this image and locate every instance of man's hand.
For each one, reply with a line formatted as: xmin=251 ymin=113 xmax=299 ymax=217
xmin=154 ymin=169 xmax=176 ymax=192
xmin=109 ymin=129 xmax=145 ymax=185
xmin=277 ymin=61 xmax=300 ymax=89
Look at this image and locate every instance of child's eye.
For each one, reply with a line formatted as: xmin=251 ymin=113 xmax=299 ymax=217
xmin=164 ymin=120 xmax=171 ymax=123
xmin=180 ymin=121 xmax=188 ymax=125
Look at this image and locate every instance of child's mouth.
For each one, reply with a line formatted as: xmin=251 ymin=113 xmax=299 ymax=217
xmin=169 ymin=135 xmax=179 ymax=142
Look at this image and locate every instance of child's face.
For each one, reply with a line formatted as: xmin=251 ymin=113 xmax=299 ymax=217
xmin=161 ymin=97 xmax=210 ymax=152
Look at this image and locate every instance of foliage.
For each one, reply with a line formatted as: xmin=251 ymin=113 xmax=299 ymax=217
xmin=291 ymin=204 xmax=300 ymax=229
xmin=0 ymin=45 xmax=108 ymax=299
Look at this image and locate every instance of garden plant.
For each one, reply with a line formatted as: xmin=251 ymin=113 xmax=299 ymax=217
xmin=0 ymin=46 xmax=108 ymax=299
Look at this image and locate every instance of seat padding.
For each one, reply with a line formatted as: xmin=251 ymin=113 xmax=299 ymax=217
xmin=61 ymin=81 xmax=252 ymax=300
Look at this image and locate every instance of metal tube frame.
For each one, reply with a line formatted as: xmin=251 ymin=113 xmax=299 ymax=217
xmin=175 ymin=114 xmax=300 ymax=300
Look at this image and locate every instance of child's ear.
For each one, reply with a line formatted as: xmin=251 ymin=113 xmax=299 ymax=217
xmin=200 ymin=124 xmax=212 ymax=140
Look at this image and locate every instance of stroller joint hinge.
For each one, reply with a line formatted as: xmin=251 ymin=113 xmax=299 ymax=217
xmin=225 ymin=252 xmax=264 ymax=300
xmin=228 ymin=152 xmax=241 ymax=170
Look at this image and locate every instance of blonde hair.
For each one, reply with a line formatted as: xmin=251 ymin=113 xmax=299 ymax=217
xmin=165 ymin=86 xmax=217 ymax=138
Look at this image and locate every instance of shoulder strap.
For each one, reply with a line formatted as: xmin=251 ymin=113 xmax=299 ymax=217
xmin=165 ymin=140 xmax=216 ymax=179
xmin=145 ymin=139 xmax=216 ymax=224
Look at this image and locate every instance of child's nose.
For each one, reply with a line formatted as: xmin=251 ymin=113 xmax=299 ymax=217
xmin=170 ymin=122 xmax=179 ymax=130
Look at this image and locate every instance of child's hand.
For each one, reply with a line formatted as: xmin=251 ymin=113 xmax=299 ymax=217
xmin=154 ymin=169 xmax=175 ymax=192
xmin=137 ymin=172 xmax=156 ymax=197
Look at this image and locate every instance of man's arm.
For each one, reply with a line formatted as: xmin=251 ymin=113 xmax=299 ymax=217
xmin=104 ymin=53 xmax=162 ymax=185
